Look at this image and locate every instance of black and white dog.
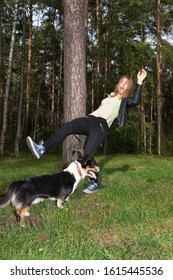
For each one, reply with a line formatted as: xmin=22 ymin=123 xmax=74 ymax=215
xmin=0 ymin=160 xmax=99 ymax=226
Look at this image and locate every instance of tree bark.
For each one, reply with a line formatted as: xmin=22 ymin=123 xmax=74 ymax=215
xmin=104 ymin=0 xmax=110 ymax=94
xmin=156 ymin=0 xmax=162 ymax=155
xmin=0 ymin=0 xmax=3 ymax=126
xmin=14 ymin=0 xmax=26 ymax=156
xmin=50 ymin=43 xmax=55 ymax=132
xmin=33 ymin=58 xmax=44 ymax=141
xmin=95 ymin=0 xmax=100 ymax=104
xmin=24 ymin=2 xmax=32 ymax=137
xmin=0 ymin=0 xmax=18 ymax=155
xmin=63 ymin=0 xmax=86 ymax=165
xmin=140 ymin=96 xmax=147 ymax=153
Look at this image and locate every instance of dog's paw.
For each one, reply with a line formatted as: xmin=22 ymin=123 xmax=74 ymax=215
xmin=20 ymin=224 xmax=25 ymax=228
xmin=57 ymin=204 xmax=64 ymax=209
xmin=25 ymin=211 xmax=30 ymax=217
xmin=57 ymin=198 xmax=65 ymax=208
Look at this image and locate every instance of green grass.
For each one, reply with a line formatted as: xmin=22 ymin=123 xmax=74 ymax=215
xmin=0 ymin=153 xmax=173 ymax=260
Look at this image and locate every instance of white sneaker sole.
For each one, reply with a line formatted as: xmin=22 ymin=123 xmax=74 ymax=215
xmin=83 ymin=188 xmax=99 ymax=194
xmin=26 ymin=136 xmax=40 ymax=159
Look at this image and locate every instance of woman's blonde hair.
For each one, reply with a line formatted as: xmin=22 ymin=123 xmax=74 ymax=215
xmin=109 ymin=75 xmax=133 ymax=99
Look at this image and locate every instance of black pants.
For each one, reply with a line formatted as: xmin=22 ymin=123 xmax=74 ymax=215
xmin=44 ymin=115 xmax=109 ymax=160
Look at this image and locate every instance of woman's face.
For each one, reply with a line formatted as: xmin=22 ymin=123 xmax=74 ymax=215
xmin=118 ymin=78 xmax=130 ymax=95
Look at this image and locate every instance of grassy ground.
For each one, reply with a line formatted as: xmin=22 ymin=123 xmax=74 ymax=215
xmin=0 ymin=153 xmax=173 ymax=260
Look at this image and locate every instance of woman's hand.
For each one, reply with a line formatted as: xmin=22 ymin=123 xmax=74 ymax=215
xmin=137 ymin=69 xmax=147 ymax=85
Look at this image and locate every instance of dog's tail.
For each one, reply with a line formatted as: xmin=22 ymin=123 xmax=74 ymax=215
xmin=0 ymin=184 xmax=16 ymax=208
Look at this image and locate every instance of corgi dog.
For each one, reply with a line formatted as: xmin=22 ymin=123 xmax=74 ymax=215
xmin=0 ymin=160 xmax=99 ymax=226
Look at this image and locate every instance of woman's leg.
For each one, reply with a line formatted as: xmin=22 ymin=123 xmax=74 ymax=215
xmin=84 ymin=116 xmax=108 ymax=159
xmin=26 ymin=117 xmax=89 ymax=158
xmin=83 ymin=116 xmax=108 ymax=193
xmin=44 ymin=117 xmax=89 ymax=151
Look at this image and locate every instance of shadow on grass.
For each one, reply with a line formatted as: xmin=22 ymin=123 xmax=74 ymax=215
xmin=100 ymin=165 xmax=135 ymax=175
xmin=98 ymin=156 xmax=135 ymax=174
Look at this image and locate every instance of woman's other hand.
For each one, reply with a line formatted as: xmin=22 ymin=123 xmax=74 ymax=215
xmin=137 ymin=69 xmax=147 ymax=85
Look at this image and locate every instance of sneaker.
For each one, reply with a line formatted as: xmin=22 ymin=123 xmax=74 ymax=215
xmin=83 ymin=180 xmax=100 ymax=194
xmin=26 ymin=136 xmax=45 ymax=159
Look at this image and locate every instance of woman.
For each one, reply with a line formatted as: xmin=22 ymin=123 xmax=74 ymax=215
xmin=26 ymin=68 xmax=147 ymax=193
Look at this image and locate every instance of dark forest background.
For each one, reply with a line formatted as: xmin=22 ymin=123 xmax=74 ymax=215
xmin=0 ymin=0 xmax=173 ymax=158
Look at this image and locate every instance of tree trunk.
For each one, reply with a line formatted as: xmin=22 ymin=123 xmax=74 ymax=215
xmin=156 ymin=0 xmax=162 ymax=155
xmin=0 ymin=0 xmax=18 ymax=155
xmin=0 ymin=0 xmax=3 ymax=127
xmin=104 ymin=0 xmax=110 ymax=94
xmin=103 ymin=0 xmax=110 ymax=156
xmin=24 ymin=2 xmax=32 ymax=137
xmin=63 ymin=0 xmax=86 ymax=165
xmin=149 ymin=91 xmax=154 ymax=154
xmin=14 ymin=0 xmax=26 ymax=156
xmin=91 ymin=60 xmax=95 ymax=111
xmin=84 ymin=0 xmax=88 ymax=39
xmin=140 ymin=96 xmax=147 ymax=153
xmin=50 ymin=43 xmax=55 ymax=132
xmin=57 ymin=39 xmax=63 ymax=129
xmin=33 ymin=58 xmax=44 ymax=141
xmin=96 ymin=0 xmax=100 ymax=104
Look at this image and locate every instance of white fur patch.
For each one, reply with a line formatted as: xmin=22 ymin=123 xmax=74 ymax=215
xmin=25 ymin=211 xmax=30 ymax=217
xmin=57 ymin=198 xmax=64 ymax=208
xmin=32 ymin=198 xmax=44 ymax=204
xmin=11 ymin=194 xmax=22 ymax=209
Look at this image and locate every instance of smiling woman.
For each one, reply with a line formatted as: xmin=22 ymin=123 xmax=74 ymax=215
xmin=26 ymin=69 xmax=147 ymax=193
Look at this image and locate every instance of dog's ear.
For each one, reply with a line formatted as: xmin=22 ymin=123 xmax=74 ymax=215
xmin=81 ymin=157 xmax=93 ymax=168
xmin=81 ymin=156 xmax=99 ymax=171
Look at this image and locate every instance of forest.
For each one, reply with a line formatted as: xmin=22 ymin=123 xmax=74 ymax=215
xmin=0 ymin=0 xmax=173 ymax=159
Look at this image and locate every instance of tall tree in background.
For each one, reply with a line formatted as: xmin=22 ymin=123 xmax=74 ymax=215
xmin=63 ymin=0 xmax=86 ymax=164
xmin=0 ymin=0 xmax=3 ymax=125
xmin=95 ymin=0 xmax=100 ymax=105
xmin=84 ymin=0 xmax=88 ymax=38
xmin=104 ymin=0 xmax=110 ymax=94
xmin=14 ymin=0 xmax=26 ymax=156
xmin=0 ymin=0 xmax=19 ymax=155
xmin=24 ymin=1 xmax=33 ymax=137
xmin=156 ymin=0 xmax=162 ymax=155
xmin=33 ymin=58 xmax=44 ymax=141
